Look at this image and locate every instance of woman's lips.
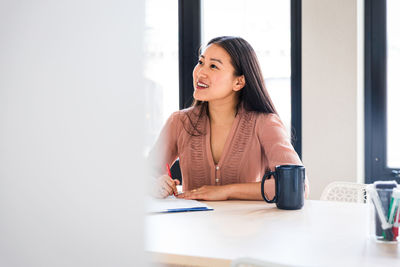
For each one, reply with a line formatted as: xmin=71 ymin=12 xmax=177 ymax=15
xmin=196 ymin=81 xmax=209 ymax=90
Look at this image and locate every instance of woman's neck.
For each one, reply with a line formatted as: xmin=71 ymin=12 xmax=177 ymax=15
xmin=208 ymin=97 xmax=239 ymax=125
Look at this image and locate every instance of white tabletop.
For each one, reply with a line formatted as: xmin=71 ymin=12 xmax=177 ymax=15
xmin=146 ymin=200 xmax=400 ymax=267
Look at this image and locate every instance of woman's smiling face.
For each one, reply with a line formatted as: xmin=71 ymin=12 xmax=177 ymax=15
xmin=192 ymin=44 xmax=244 ymax=103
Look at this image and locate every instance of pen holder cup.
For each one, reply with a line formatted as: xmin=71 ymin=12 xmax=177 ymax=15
xmin=367 ymin=183 xmax=400 ymax=244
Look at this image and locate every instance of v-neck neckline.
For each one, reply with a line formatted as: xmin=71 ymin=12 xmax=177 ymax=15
xmin=205 ymin=111 xmax=241 ymax=169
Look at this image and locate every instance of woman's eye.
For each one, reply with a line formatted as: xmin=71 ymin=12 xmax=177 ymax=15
xmin=198 ymin=60 xmax=203 ymax=65
xmin=210 ymin=64 xmax=218 ymax=69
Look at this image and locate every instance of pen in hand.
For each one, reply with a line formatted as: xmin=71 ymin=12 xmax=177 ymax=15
xmin=166 ymin=163 xmax=178 ymax=196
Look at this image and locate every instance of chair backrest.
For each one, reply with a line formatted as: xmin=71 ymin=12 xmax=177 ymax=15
xmin=170 ymin=159 xmax=182 ymax=184
xmin=320 ymin=181 xmax=367 ymax=203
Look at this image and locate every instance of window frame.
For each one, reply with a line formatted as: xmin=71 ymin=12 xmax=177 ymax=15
xmin=178 ymin=0 xmax=201 ymax=109
xmin=365 ymin=0 xmax=400 ymax=183
xmin=291 ymin=0 xmax=302 ymax=158
xmin=178 ymin=0 xmax=302 ymax=158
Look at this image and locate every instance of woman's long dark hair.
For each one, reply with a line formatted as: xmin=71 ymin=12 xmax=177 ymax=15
xmin=186 ymin=36 xmax=278 ymax=135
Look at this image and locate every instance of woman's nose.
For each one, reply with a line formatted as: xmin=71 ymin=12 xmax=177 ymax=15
xmin=196 ymin=66 xmax=207 ymax=78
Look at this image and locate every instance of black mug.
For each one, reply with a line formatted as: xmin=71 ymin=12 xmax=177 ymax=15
xmin=261 ymin=165 xmax=305 ymax=210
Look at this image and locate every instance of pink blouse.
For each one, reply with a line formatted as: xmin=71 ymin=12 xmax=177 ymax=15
xmin=149 ymin=105 xmax=303 ymax=192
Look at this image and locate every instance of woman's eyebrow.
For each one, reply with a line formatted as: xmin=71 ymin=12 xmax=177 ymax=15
xmin=200 ymin=55 xmax=223 ymax=65
xmin=210 ymin=58 xmax=223 ymax=64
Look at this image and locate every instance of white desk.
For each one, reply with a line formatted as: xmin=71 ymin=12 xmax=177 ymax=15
xmin=146 ymin=200 xmax=400 ymax=267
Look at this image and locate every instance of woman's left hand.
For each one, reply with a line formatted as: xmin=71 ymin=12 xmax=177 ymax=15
xmin=176 ymin=185 xmax=230 ymax=201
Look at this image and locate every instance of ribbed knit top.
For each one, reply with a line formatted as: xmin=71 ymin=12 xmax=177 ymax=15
xmin=149 ymin=105 xmax=303 ymax=192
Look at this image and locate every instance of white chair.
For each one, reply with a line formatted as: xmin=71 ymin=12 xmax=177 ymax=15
xmin=320 ymin=181 xmax=367 ymax=203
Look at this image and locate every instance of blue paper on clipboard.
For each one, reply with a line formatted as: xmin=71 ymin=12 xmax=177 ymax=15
xmin=147 ymin=196 xmax=213 ymax=213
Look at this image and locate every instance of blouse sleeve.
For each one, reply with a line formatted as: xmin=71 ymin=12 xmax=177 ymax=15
xmin=147 ymin=111 xmax=181 ymax=178
xmin=257 ymin=113 xmax=302 ymax=172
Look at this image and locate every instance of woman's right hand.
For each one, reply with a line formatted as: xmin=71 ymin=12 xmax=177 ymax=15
xmin=155 ymin=175 xmax=180 ymax=198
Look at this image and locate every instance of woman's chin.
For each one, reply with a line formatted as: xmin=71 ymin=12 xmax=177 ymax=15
xmin=193 ymin=92 xmax=208 ymax=102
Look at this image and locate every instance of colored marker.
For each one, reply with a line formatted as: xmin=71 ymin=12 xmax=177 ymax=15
xmin=166 ymin=163 xmax=177 ymax=196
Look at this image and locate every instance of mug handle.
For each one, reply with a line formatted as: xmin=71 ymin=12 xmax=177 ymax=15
xmin=261 ymin=171 xmax=277 ymax=203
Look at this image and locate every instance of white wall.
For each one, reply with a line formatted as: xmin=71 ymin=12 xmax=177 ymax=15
xmin=0 ymin=1 xmax=146 ymax=266
xmin=302 ymin=0 xmax=364 ymax=199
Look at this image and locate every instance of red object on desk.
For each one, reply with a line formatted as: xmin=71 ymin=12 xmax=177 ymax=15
xmin=393 ymin=208 xmax=400 ymax=240
xmin=166 ymin=163 xmax=177 ymax=196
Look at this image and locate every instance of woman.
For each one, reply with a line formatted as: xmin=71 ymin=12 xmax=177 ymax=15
xmin=149 ymin=36 xmax=308 ymax=200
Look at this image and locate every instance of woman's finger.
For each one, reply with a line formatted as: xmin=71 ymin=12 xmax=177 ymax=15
xmin=176 ymin=186 xmax=205 ymax=199
xmin=161 ymin=175 xmax=177 ymax=193
xmin=177 ymin=191 xmax=192 ymax=199
xmin=176 ymin=193 xmax=185 ymax=198
xmin=185 ymin=191 xmax=204 ymax=200
xmin=185 ymin=192 xmax=205 ymax=200
xmin=159 ymin=176 xmax=175 ymax=196
xmin=164 ymin=178 xmax=178 ymax=195
xmin=160 ymin=182 xmax=173 ymax=196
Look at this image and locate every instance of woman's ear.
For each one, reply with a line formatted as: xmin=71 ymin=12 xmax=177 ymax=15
xmin=233 ymin=75 xmax=245 ymax=91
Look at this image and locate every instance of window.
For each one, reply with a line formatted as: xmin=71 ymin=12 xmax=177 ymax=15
xmin=365 ymin=0 xmax=400 ymax=182
xmin=179 ymin=0 xmax=302 ymax=156
xmin=202 ymin=0 xmax=292 ymax=134
xmin=386 ymin=0 xmax=400 ymax=168
xmin=144 ymin=0 xmax=179 ymax=154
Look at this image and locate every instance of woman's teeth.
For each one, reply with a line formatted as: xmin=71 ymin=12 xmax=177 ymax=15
xmin=197 ymin=82 xmax=209 ymax=88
